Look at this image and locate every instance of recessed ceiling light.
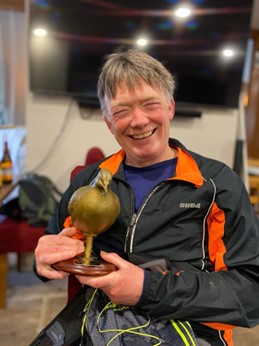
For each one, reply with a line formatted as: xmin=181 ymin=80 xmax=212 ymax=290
xmin=136 ymin=38 xmax=148 ymax=47
xmin=175 ymin=7 xmax=191 ymax=18
xmin=222 ymin=49 xmax=234 ymax=57
xmin=33 ymin=28 xmax=47 ymax=37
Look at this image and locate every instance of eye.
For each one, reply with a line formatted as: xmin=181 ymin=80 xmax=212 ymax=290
xmin=112 ymin=108 xmax=130 ymax=118
xmin=144 ymin=102 xmax=160 ymax=110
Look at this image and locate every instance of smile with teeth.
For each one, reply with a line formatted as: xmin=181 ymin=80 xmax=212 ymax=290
xmin=131 ymin=130 xmax=154 ymax=140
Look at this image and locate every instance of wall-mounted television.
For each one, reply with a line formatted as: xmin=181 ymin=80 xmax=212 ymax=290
xmin=29 ymin=0 xmax=253 ymax=114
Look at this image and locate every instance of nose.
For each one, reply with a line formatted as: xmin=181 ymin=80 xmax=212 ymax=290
xmin=130 ymin=106 xmax=149 ymax=127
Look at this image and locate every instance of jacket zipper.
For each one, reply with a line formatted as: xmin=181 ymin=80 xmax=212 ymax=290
xmin=124 ymin=213 xmax=137 ymax=253
xmin=124 ymin=185 xmax=163 ymax=253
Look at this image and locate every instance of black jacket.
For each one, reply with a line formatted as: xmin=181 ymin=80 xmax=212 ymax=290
xmin=47 ymin=139 xmax=259 ymax=345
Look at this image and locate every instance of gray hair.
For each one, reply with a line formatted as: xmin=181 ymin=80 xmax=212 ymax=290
xmin=97 ymin=49 xmax=175 ymax=117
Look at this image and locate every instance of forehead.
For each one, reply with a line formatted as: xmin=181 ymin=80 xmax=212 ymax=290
xmin=112 ymin=80 xmax=160 ymax=101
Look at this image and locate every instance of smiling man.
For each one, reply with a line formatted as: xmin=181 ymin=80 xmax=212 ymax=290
xmin=34 ymin=49 xmax=259 ymax=346
xmin=103 ymin=81 xmax=176 ymax=167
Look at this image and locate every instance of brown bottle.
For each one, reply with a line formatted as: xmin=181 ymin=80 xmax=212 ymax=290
xmin=1 ymin=141 xmax=13 ymax=184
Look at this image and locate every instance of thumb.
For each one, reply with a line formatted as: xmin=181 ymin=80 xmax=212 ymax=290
xmin=100 ymin=251 xmax=126 ymax=269
xmin=60 ymin=227 xmax=78 ymax=237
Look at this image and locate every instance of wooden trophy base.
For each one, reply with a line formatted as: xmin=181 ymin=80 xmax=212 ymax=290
xmin=53 ymin=255 xmax=117 ymax=276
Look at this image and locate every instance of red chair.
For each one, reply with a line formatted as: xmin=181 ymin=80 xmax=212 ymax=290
xmin=67 ymin=147 xmax=105 ymax=302
xmin=0 ymin=218 xmax=45 ymax=308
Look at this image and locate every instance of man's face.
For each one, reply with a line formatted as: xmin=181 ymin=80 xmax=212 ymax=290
xmin=104 ymin=81 xmax=175 ymax=167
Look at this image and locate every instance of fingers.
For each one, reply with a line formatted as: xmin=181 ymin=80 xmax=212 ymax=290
xmin=99 ymin=251 xmax=126 ymax=269
xmin=38 ymin=264 xmax=69 ymax=280
xmin=75 ymin=252 xmax=121 ymax=288
xmin=78 ymin=252 xmax=133 ymax=286
xmin=34 ymin=228 xmax=85 ymax=279
xmin=59 ymin=227 xmax=78 ymax=237
xmin=76 ymin=252 xmax=145 ymax=305
xmin=36 ymin=234 xmax=84 ymax=262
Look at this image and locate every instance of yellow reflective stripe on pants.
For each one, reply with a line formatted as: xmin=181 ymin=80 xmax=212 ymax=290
xmin=170 ymin=320 xmax=196 ymax=346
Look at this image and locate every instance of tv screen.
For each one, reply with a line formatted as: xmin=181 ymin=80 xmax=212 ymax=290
xmin=29 ymin=0 xmax=253 ymax=111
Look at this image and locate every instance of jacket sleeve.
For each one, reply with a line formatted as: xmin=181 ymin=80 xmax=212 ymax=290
xmin=137 ymin=169 xmax=259 ymax=328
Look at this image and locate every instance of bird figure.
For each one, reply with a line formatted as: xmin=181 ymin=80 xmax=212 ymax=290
xmin=68 ymin=168 xmax=120 ymax=265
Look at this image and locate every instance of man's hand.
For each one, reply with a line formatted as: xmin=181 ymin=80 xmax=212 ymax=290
xmin=76 ymin=251 xmax=145 ymax=306
xmin=34 ymin=227 xmax=85 ymax=280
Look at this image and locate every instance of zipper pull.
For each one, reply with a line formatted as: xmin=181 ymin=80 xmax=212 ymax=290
xmin=130 ymin=213 xmax=137 ymax=228
xmin=125 ymin=213 xmax=137 ymax=252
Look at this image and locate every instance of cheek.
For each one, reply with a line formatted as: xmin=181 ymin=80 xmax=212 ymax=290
xmin=111 ymin=118 xmax=130 ymax=134
xmin=150 ymin=110 xmax=167 ymax=124
xmin=104 ymin=116 xmax=122 ymax=135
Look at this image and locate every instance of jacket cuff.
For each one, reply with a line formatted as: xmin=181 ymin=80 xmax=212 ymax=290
xmin=136 ymin=270 xmax=165 ymax=308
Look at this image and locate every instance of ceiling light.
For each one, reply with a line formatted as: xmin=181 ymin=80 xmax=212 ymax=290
xmin=175 ymin=7 xmax=191 ymax=18
xmin=222 ymin=49 xmax=234 ymax=58
xmin=136 ymin=38 xmax=148 ymax=47
xmin=33 ymin=28 xmax=47 ymax=37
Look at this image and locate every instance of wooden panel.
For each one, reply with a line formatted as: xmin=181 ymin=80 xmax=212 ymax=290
xmin=0 ymin=0 xmax=24 ymax=11
xmin=248 ymin=158 xmax=259 ymax=167
xmin=0 ymin=253 xmax=7 ymax=308
xmin=249 ymin=175 xmax=259 ymax=212
xmin=246 ymin=30 xmax=259 ymax=159
xmin=246 ymin=66 xmax=259 ymax=158
xmin=248 ymin=159 xmax=259 ymax=211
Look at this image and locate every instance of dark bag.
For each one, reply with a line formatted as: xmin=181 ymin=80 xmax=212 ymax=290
xmin=29 ymin=255 xmax=199 ymax=346
xmin=0 ymin=197 xmax=23 ymax=220
xmin=18 ymin=173 xmax=62 ymax=226
xmin=81 ymin=289 xmax=198 ymax=346
xmin=0 ymin=174 xmax=62 ymax=226
xmin=29 ymin=285 xmax=198 ymax=346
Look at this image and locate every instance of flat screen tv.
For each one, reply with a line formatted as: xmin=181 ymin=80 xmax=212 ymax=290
xmin=29 ymin=0 xmax=253 ymax=114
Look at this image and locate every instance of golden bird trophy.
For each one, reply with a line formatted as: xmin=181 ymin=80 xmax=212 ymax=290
xmin=54 ymin=169 xmax=120 ymax=276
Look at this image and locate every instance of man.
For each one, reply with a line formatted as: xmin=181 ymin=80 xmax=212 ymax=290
xmin=35 ymin=49 xmax=259 ymax=346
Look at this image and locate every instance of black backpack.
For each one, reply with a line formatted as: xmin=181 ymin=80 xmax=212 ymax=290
xmin=0 ymin=173 xmax=62 ymax=226
xmin=17 ymin=173 xmax=63 ymax=226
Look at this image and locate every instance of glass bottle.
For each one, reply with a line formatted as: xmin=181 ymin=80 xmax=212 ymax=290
xmin=1 ymin=141 xmax=13 ymax=184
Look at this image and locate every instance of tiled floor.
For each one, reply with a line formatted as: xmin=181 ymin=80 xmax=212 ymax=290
xmin=0 ymin=271 xmax=67 ymax=346
xmin=0 ymin=254 xmax=259 ymax=346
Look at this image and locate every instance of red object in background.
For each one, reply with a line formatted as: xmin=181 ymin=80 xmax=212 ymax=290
xmin=70 ymin=147 xmax=105 ymax=181
xmin=0 ymin=219 xmax=45 ymax=254
xmin=0 ymin=218 xmax=45 ymax=308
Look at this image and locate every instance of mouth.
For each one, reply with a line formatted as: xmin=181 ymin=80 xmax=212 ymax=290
xmin=130 ymin=129 xmax=155 ymax=140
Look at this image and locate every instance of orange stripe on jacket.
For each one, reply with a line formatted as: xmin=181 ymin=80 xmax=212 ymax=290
xmin=174 ymin=147 xmax=204 ymax=187
xmin=202 ymin=202 xmax=235 ymax=344
xmin=202 ymin=326 xmax=233 ymax=346
xmin=207 ymin=202 xmax=227 ymax=271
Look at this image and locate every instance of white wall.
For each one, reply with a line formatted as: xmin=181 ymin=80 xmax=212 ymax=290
xmin=0 ymin=9 xmax=26 ymax=125
xmin=26 ymin=93 xmax=239 ymax=192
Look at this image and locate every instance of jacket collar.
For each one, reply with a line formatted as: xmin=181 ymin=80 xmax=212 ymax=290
xmin=99 ymin=138 xmax=204 ymax=187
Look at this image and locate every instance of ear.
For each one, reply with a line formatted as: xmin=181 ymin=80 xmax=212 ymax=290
xmin=168 ymin=98 xmax=175 ymax=121
xmin=103 ymin=115 xmax=115 ymax=135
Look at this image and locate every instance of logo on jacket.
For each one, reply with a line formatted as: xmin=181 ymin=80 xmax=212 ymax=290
xmin=179 ymin=203 xmax=201 ymax=208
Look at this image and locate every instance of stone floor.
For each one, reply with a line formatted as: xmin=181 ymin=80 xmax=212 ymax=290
xmin=0 ymin=254 xmax=259 ymax=346
xmin=0 ymin=254 xmax=68 ymax=346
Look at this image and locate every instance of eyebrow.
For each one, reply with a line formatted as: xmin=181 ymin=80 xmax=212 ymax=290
xmin=112 ymin=96 xmax=160 ymax=109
